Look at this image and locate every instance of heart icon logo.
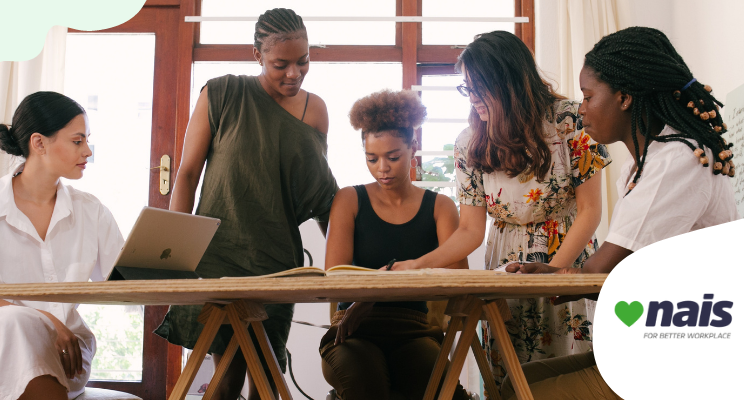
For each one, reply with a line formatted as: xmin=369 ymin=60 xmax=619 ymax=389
xmin=615 ymin=301 xmax=644 ymax=327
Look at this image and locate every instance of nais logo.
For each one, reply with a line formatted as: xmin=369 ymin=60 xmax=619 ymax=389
xmin=615 ymin=294 xmax=733 ymax=339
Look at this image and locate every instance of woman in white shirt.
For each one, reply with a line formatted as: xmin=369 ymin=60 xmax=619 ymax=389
xmin=503 ymin=27 xmax=738 ymax=400
xmin=0 ymin=91 xmax=124 ymax=400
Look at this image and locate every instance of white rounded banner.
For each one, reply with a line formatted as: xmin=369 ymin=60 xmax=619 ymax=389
xmin=594 ymin=219 xmax=743 ymax=399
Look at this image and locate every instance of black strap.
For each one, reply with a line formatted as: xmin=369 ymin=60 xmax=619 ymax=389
xmin=300 ymin=91 xmax=310 ymax=122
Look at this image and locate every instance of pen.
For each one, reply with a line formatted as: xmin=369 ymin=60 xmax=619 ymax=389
xmin=386 ymin=259 xmax=397 ymax=271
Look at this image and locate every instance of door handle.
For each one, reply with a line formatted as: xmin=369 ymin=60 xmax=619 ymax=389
xmin=151 ymin=155 xmax=171 ymax=195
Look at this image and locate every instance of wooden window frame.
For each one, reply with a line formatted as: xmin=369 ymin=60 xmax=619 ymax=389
xmin=184 ymin=0 xmax=534 ymax=183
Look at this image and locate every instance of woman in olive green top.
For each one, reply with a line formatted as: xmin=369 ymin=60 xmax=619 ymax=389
xmin=154 ymin=8 xmax=338 ymax=400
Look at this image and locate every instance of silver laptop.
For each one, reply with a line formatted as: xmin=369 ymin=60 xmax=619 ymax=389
xmin=106 ymin=207 xmax=221 ymax=280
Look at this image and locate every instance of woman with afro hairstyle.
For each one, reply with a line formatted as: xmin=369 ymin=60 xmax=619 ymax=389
xmin=391 ymin=31 xmax=612 ymax=389
xmin=505 ymin=26 xmax=738 ymax=400
xmin=321 ymin=90 xmax=469 ymax=400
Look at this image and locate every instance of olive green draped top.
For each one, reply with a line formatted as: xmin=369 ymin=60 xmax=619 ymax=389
xmin=195 ymin=74 xmax=338 ymax=278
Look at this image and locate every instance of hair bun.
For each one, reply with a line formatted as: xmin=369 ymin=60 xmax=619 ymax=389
xmin=0 ymin=124 xmax=23 ymax=157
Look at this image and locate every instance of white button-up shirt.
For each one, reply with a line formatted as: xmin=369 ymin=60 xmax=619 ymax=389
xmin=606 ymin=125 xmax=739 ymax=251
xmin=0 ymin=165 xmax=124 ymax=348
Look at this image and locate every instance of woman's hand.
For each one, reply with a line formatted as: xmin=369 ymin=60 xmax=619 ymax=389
xmin=335 ymin=302 xmax=374 ymax=345
xmin=45 ymin=313 xmax=84 ymax=379
xmin=380 ymin=259 xmax=421 ymax=271
xmin=504 ymin=262 xmax=581 ymax=274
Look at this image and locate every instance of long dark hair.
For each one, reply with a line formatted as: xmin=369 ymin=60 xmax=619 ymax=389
xmin=584 ymin=27 xmax=734 ymax=191
xmin=0 ymin=91 xmax=86 ymax=158
xmin=456 ymin=31 xmax=565 ymax=180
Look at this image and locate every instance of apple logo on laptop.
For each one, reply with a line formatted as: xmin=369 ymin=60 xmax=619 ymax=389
xmin=160 ymin=248 xmax=172 ymax=260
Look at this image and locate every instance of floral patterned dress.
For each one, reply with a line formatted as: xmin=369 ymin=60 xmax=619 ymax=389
xmin=454 ymin=100 xmax=611 ymax=394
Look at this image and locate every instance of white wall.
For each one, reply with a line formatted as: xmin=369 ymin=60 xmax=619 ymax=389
xmin=538 ymin=0 xmax=744 ymax=122
xmin=669 ymin=0 xmax=744 ymax=107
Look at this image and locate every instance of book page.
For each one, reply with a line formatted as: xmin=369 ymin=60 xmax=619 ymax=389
xmin=220 ymin=266 xmax=326 ymax=279
xmin=326 ymin=265 xmax=379 ymax=276
xmin=326 ymin=266 xmax=507 ymax=276
xmin=220 ymin=266 xmax=508 ymax=278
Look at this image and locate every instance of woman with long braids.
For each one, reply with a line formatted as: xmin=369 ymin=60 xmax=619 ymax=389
xmin=154 ymin=8 xmax=338 ymax=399
xmin=389 ymin=30 xmax=611 ymax=389
xmin=505 ymin=26 xmax=738 ymax=400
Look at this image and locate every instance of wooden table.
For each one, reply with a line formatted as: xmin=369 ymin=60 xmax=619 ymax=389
xmin=0 ymin=272 xmax=606 ymax=400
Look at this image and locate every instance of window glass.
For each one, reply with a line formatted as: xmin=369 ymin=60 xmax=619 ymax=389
xmin=200 ymin=0 xmax=396 ymax=45
xmin=419 ymin=74 xmax=469 ymax=152
xmin=64 ymin=33 xmax=153 ymax=381
xmin=422 ymin=0 xmax=515 ymax=45
xmin=418 ymin=74 xmax=469 ymax=201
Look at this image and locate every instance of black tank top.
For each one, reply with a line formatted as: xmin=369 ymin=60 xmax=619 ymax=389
xmin=338 ymin=185 xmax=439 ymax=313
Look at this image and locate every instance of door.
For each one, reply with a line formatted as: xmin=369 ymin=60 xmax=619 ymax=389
xmin=66 ymin=5 xmax=180 ymax=399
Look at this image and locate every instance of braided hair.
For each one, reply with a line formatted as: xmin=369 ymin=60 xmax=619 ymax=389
xmin=584 ymin=27 xmax=734 ymax=194
xmin=254 ymin=8 xmax=307 ymax=53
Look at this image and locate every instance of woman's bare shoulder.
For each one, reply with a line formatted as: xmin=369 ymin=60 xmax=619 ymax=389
xmin=304 ymin=91 xmax=329 ymax=134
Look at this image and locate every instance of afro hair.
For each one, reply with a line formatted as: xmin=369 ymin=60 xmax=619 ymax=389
xmin=349 ymin=90 xmax=426 ymax=145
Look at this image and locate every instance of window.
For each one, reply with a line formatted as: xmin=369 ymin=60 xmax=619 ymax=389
xmin=199 ymin=0 xmax=396 ymax=45
xmin=64 ymin=33 xmax=155 ymax=382
xmin=422 ymin=0 xmax=516 ymax=45
xmin=191 ymin=62 xmax=402 ymax=189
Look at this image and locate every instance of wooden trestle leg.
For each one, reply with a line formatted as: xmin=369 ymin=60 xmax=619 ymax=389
xmin=423 ymin=315 xmax=464 ymax=400
xmin=437 ymin=296 xmax=484 ymax=400
xmin=168 ymin=304 xmax=227 ymax=400
xmin=483 ymin=300 xmax=534 ymax=400
xmin=470 ymin=334 xmax=502 ymax=400
xmin=202 ymin=336 xmax=239 ymax=400
xmin=168 ymin=300 xmax=294 ymax=400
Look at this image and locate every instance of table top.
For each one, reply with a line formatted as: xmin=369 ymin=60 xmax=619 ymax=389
xmin=0 ymin=271 xmax=607 ymax=305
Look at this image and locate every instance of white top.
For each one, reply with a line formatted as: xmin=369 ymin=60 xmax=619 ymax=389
xmin=0 ymin=165 xmax=124 ymax=347
xmin=606 ymin=125 xmax=739 ymax=252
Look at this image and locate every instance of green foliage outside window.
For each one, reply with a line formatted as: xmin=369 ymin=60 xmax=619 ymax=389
xmin=79 ymin=305 xmax=144 ymax=381
xmin=421 ymin=144 xmax=456 ymax=203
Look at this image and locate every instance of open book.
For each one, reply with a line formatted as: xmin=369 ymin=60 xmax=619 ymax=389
xmin=222 ymin=265 xmax=506 ymax=279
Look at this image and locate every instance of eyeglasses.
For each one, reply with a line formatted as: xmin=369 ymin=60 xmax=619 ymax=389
xmin=456 ymin=84 xmax=475 ymax=97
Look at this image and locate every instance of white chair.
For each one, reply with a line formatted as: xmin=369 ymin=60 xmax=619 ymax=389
xmin=73 ymin=388 xmax=142 ymax=400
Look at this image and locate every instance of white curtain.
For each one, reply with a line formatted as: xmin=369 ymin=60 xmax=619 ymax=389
xmin=0 ymin=26 xmax=67 ymax=176
xmin=557 ymin=0 xmax=630 ymax=243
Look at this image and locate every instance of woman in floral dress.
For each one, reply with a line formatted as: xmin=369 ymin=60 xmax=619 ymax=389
xmin=389 ymin=31 xmax=611 ymax=394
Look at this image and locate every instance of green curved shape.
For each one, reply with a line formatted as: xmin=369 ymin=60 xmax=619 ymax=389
xmin=0 ymin=0 xmax=146 ymax=61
